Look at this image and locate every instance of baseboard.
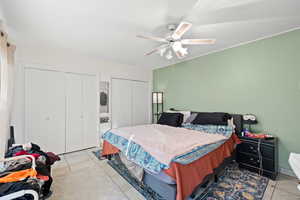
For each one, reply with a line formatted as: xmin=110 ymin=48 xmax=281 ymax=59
xmin=279 ymin=167 xmax=296 ymax=177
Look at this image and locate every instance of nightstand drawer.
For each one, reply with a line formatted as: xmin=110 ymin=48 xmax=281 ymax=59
xmin=237 ymin=141 xmax=274 ymax=159
xmin=238 ymin=163 xmax=277 ymax=180
xmin=236 ymin=152 xmax=274 ymax=171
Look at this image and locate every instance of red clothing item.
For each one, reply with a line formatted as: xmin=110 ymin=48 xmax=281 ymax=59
xmin=14 ymin=150 xmax=41 ymax=159
xmin=102 ymin=134 xmax=240 ymax=200
xmin=37 ymin=174 xmax=49 ymax=181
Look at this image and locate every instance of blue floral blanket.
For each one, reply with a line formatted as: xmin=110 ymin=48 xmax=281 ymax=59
xmin=102 ymin=124 xmax=233 ymax=173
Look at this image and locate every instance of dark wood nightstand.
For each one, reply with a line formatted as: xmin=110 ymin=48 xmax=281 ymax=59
xmin=236 ymin=136 xmax=278 ymax=180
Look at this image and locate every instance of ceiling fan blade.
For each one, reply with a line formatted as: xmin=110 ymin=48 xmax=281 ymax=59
xmin=181 ymin=39 xmax=216 ymax=45
xmin=144 ymin=44 xmax=169 ymax=56
xmin=171 ymin=21 xmax=192 ymax=40
xmin=137 ymin=35 xmax=168 ymax=43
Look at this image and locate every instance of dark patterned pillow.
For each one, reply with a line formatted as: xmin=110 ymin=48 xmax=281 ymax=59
xmin=157 ymin=112 xmax=184 ymax=127
xmin=191 ymin=112 xmax=231 ymax=125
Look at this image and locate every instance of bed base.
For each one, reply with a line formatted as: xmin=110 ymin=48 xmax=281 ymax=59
xmin=109 ymin=151 xmax=236 ymax=200
xmin=143 ymin=151 xmax=236 ymax=200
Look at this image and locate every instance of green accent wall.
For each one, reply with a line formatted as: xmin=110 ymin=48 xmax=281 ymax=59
xmin=153 ymin=29 xmax=300 ymax=171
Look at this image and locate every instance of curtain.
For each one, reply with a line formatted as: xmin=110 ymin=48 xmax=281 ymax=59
xmin=0 ymin=30 xmax=16 ymax=158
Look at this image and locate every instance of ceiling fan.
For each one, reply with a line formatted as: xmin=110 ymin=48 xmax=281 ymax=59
xmin=137 ymin=21 xmax=216 ymax=60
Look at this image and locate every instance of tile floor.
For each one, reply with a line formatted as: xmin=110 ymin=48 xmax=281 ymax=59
xmin=49 ymin=149 xmax=300 ymax=200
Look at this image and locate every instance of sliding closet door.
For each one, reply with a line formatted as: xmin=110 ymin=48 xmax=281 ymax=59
xmin=66 ymin=73 xmax=84 ymax=152
xmin=112 ymin=78 xmax=150 ymax=128
xmin=82 ymin=75 xmax=97 ymax=148
xmin=25 ymin=69 xmax=66 ymax=154
xmin=132 ymin=81 xmax=150 ymax=125
xmin=111 ymin=79 xmax=132 ymax=128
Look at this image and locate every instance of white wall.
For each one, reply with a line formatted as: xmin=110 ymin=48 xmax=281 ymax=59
xmin=0 ymin=11 xmax=152 ymax=145
xmin=0 ymin=7 xmax=4 ymax=23
xmin=11 ymin=44 xmax=152 ymax=143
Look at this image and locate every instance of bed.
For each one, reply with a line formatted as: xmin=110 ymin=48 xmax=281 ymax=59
xmin=102 ymin=112 xmax=243 ymax=200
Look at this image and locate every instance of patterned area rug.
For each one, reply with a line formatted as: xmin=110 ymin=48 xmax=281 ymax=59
xmin=94 ymin=150 xmax=273 ymax=200
xmin=196 ymin=165 xmax=270 ymax=200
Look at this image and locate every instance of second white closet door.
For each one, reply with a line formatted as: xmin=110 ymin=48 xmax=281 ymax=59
xmin=132 ymin=81 xmax=149 ymax=125
xmin=66 ymin=73 xmax=84 ymax=152
xmin=112 ymin=78 xmax=149 ymax=128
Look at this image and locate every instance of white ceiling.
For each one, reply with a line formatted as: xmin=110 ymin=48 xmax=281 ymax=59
xmin=1 ymin=0 xmax=300 ymax=69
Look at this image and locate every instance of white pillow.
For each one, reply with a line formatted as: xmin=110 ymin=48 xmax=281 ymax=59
xmin=184 ymin=113 xmax=198 ymax=124
xmin=166 ymin=110 xmax=191 ymax=123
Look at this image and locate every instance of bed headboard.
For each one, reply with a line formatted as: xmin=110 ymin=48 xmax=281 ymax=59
xmin=190 ymin=112 xmax=243 ymax=135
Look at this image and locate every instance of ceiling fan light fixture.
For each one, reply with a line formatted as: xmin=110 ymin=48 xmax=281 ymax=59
xmin=165 ymin=50 xmax=173 ymax=60
xmin=179 ymin=48 xmax=188 ymax=57
xmin=159 ymin=48 xmax=166 ymax=56
xmin=172 ymin=41 xmax=183 ymax=51
xmin=137 ymin=21 xmax=216 ymax=60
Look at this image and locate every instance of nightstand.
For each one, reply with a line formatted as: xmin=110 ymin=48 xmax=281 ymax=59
xmin=236 ymin=136 xmax=278 ymax=180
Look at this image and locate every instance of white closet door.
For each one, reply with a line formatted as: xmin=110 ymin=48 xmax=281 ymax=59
xmin=82 ymin=75 xmax=97 ymax=148
xmin=25 ymin=69 xmax=66 ymax=154
xmin=66 ymin=73 xmax=84 ymax=152
xmin=112 ymin=79 xmax=132 ymax=128
xmin=132 ymin=81 xmax=150 ymax=126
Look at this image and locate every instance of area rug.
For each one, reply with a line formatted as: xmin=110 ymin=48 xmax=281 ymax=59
xmin=92 ymin=149 xmax=106 ymax=160
xmin=195 ymin=164 xmax=275 ymax=200
xmin=95 ymin=153 xmax=275 ymax=200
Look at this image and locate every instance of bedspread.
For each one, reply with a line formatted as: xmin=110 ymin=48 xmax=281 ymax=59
xmin=102 ymin=134 xmax=240 ymax=200
xmin=103 ymin=124 xmax=227 ymax=167
xmin=102 ymin=125 xmax=233 ymax=173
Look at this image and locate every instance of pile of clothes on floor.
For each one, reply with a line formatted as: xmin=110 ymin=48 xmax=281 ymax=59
xmin=0 ymin=143 xmax=60 ymax=199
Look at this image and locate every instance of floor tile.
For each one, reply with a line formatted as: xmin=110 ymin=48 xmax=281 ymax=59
xmin=124 ymin=187 xmax=145 ymax=200
xmin=263 ymin=179 xmax=276 ymax=200
xmin=51 ymin=167 xmax=127 ymax=200
xmin=51 ymin=155 xmax=71 ymax=177
xmin=52 ymin=155 xmax=68 ymax=169
xmin=101 ymin=162 xmax=121 ymax=177
xmin=272 ymin=188 xmax=300 ymax=200
xmin=276 ymin=174 xmax=300 ymax=196
xmin=110 ymin=173 xmax=133 ymax=193
xmin=52 ymin=165 xmax=71 ymax=178
xmin=51 ymin=149 xmax=131 ymax=200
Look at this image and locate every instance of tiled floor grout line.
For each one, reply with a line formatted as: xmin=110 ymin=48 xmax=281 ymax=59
xmin=85 ymin=150 xmax=97 ymax=161
xmin=58 ymin=155 xmax=72 ymax=171
xmin=96 ymin=148 xmax=139 ymax=200
xmin=63 ymin=156 xmax=72 ymax=171
xmin=93 ymin=154 xmax=132 ymax=200
xmin=269 ymin=181 xmax=278 ymax=200
xmin=63 ymin=152 xmax=91 ymax=170
xmin=106 ymin=172 xmax=131 ymax=200
xmin=99 ymin=158 xmax=144 ymax=200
